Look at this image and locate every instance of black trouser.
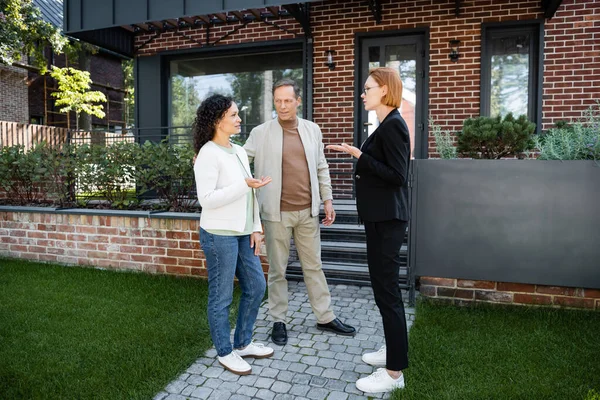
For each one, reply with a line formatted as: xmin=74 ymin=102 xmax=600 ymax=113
xmin=364 ymin=219 xmax=409 ymax=371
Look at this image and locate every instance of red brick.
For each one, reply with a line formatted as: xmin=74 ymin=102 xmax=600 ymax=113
xmin=131 ymin=255 xmax=153 ymax=263
xmin=536 ymin=286 xmax=576 ymax=296
xmin=143 ymin=247 xmax=165 ymax=255
xmin=154 ymin=256 xmax=178 ymax=265
xmin=475 ymin=290 xmax=513 ymax=303
xmin=514 ymin=293 xmax=552 ymax=305
xmin=190 ymin=267 xmax=208 ymax=277
xmin=437 ymin=287 xmax=475 ymax=300
xmin=419 ymin=277 xmax=456 ymax=287
xmin=27 ymin=231 xmax=47 ymax=239
xmin=496 ymin=282 xmax=535 ymax=293
xmin=78 ymin=243 xmax=97 ymax=250
xmin=76 ymin=226 xmax=97 ymax=234
xmin=166 ymin=265 xmax=191 ymax=275
xmin=178 ymin=257 xmax=203 ymax=267
xmin=120 ymin=245 xmax=143 ymax=254
xmin=457 ymin=279 xmax=496 ymax=289
xmin=554 ymin=296 xmax=595 ymax=309
xmin=584 ymin=289 xmax=600 ymax=299
xmin=167 ymin=249 xmax=194 ymax=258
xmin=47 ymin=233 xmax=66 ymax=240
xmin=419 ymin=285 xmax=437 ymax=297
xmin=166 ymin=231 xmax=190 ymax=240
xmin=88 ymin=235 xmax=109 ymax=243
xmin=56 ymin=225 xmax=76 ymax=233
xmin=132 ymin=238 xmax=155 ymax=246
xmin=180 ymin=240 xmax=200 ymax=250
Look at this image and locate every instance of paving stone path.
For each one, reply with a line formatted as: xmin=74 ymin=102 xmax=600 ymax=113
xmin=154 ymin=281 xmax=415 ymax=400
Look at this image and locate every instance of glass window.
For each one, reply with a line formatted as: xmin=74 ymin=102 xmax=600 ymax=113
xmin=481 ymin=23 xmax=541 ymax=127
xmin=169 ymin=49 xmax=303 ymax=144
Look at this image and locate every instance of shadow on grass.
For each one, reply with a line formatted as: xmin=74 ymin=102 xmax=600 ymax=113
xmin=391 ymin=300 xmax=600 ymax=400
xmin=0 ymin=258 xmax=240 ymax=400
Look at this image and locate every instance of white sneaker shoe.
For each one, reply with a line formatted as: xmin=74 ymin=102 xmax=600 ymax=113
xmin=362 ymin=345 xmax=386 ymax=366
xmin=217 ymin=351 xmax=252 ymax=375
xmin=235 ymin=341 xmax=274 ymax=359
xmin=356 ymin=368 xmax=405 ymax=393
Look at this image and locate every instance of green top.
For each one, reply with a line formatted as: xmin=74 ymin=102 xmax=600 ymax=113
xmin=205 ymin=143 xmax=255 ymax=236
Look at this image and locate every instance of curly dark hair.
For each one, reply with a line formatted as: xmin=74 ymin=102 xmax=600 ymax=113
xmin=192 ymin=94 xmax=233 ymax=153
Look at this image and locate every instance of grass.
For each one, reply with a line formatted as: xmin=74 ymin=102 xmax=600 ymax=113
xmin=0 ymin=258 xmax=237 ymax=400
xmin=393 ymin=300 xmax=600 ymax=400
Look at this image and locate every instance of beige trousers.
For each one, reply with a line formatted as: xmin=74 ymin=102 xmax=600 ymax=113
xmin=263 ymin=208 xmax=336 ymax=324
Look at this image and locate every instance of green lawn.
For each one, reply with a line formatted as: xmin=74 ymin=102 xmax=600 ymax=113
xmin=393 ymin=300 xmax=600 ymax=400
xmin=0 ymin=258 xmax=225 ymax=400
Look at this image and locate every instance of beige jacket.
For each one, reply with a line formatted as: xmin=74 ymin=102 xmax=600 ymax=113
xmin=243 ymin=117 xmax=333 ymax=222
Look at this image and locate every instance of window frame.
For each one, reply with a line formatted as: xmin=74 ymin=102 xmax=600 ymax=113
xmin=163 ymin=39 xmax=308 ymax=129
xmin=480 ymin=20 xmax=544 ymax=133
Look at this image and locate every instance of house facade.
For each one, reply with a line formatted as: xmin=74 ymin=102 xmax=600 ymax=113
xmin=0 ymin=0 xmax=128 ymax=129
xmin=63 ymin=0 xmax=598 ymax=197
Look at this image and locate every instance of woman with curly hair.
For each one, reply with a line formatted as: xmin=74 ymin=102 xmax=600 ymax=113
xmin=193 ymin=94 xmax=273 ymax=375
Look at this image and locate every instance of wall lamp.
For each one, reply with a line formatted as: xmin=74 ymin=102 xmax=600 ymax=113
xmin=449 ymin=39 xmax=461 ymax=62
xmin=324 ymin=49 xmax=336 ymax=70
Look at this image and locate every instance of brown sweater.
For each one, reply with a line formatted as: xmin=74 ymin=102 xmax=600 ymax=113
xmin=279 ymin=117 xmax=312 ymax=211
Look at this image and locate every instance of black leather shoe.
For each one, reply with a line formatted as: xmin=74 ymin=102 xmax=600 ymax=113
xmin=316 ymin=318 xmax=356 ymax=336
xmin=271 ymin=322 xmax=288 ymax=345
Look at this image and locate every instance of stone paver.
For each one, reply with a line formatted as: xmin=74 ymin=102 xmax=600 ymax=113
xmin=157 ymin=281 xmax=416 ymax=399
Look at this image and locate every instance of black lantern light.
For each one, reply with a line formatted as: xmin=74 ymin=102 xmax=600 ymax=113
xmin=324 ymin=49 xmax=336 ymax=70
xmin=449 ymin=39 xmax=461 ymax=62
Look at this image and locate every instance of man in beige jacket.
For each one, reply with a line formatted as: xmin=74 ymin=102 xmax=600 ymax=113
xmin=243 ymin=79 xmax=356 ymax=345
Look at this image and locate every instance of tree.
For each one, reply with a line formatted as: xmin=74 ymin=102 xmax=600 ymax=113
xmin=49 ymin=66 xmax=107 ymax=131
xmin=0 ymin=0 xmax=69 ymax=72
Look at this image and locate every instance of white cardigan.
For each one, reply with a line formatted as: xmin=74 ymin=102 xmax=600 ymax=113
xmin=194 ymin=141 xmax=262 ymax=233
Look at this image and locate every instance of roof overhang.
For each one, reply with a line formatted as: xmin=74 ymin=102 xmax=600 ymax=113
xmin=65 ymin=0 xmax=565 ymax=58
xmin=65 ymin=0 xmax=319 ymax=57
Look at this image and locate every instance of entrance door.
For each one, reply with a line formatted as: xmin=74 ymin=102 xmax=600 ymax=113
xmin=358 ymin=34 xmax=427 ymax=159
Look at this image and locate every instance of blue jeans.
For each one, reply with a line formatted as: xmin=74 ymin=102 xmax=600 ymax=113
xmin=200 ymin=228 xmax=266 ymax=357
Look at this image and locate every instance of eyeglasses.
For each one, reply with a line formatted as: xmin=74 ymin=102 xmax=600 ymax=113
xmin=363 ymin=86 xmax=380 ymax=95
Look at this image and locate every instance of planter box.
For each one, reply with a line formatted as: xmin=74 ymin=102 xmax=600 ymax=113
xmin=410 ymin=160 xmax=600 ymax=290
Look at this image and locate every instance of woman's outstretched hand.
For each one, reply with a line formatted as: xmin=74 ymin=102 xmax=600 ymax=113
xmin=326 ymin=144 xmax=362 ymax=159
xmin=245 ymin=176 xmax=272 ymax=188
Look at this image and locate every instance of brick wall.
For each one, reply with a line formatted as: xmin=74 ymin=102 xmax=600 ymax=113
xmin=0 ymin=64 xmax=29 ymax=123
xmin=0 ymin=211 xmax=269 ymax=279
xmin=420 ymin=277 xmax=600 ymax=310
xmin=134 ymin=0 xmax=599 ymax=164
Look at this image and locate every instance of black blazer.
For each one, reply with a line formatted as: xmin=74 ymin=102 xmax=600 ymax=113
xmin=354 ymin=108 xmax=411 ymax=222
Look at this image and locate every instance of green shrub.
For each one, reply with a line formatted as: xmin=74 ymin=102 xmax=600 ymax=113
xmin=535 ymin=104 xmax=600 ymax=160
xmin=38 ymin=144 xmax=78 ymax=207
xmin=0 ymin=145 xmax=46 ymax=204
xmin=134 ymin=140 xmax=196 ymax=212
xmin=430 ymin=117 xmax=457 ymax=159
xmin=585 ymin=389 xmax=600 ymax=400
xmin=75 ymin=142 xmax=139 ymax=208
xmin=457 ymin=113 xmax=535 ymax=159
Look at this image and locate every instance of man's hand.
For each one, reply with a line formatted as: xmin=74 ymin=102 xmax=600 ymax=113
xmin=322 ymin=199 xmax=336 ymax=226
xmin=326 ymin=144 xmax=362 ymax=159
xmin=245 ymin=176 xmax=272 ymax=188
xmin=250 ymin=231 xmax=263 ymax=256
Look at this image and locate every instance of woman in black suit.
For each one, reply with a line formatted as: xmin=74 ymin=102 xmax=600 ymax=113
xmin=327 ymin=67 xmax=411 ymax=394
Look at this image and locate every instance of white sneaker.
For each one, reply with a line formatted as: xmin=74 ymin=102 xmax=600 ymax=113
xmin=362 ymin=345 xmax=386 ymax=366
xmin=235 ymin=341 xmax=274 ymax=359
xmin=217 ymin=351 xmax=251 ymax=375
xmin=356 ymin=368 xmax=405 ymax=393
